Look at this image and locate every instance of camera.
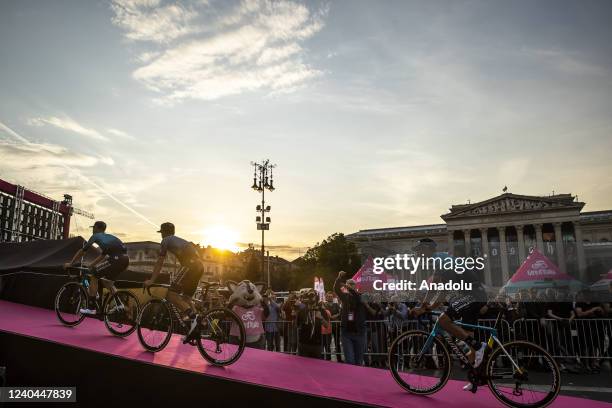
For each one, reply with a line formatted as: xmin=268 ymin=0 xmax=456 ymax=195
xmin=297 ymin=290 xmax=321 ymax=311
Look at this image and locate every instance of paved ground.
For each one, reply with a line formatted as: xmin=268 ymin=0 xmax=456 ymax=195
xmin=558 ymin=372 xmax=612 ymax=403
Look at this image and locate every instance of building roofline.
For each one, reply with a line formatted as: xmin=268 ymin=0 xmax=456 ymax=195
xmin=347 ymin=223 xmax=447 ymax=237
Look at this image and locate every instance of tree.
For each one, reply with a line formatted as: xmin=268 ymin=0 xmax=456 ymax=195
xmin=290 ymin=233 xmax=362 ymax=291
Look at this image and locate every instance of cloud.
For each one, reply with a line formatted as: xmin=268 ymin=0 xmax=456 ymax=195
xmin=111 ymin=0 xmax=327 ymax=103
xmin=0 ymin=141 xmax=112 ymax=169
xmin=107 ymin=128 xmax=136 ymax=139
xmin=520 ymin=47 xmax=609 ymax=77
xmin=111 ymin=0 xmax=199 ymax=43
xmin=28 ymin=116 xmax=109 ymax=141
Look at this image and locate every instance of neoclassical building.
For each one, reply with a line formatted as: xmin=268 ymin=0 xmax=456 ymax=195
xmin=347 ymin=193 xmax=612 ymax=287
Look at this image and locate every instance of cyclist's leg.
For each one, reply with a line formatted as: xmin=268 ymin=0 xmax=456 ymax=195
xmin=441 ymin=301 xmax=483 ymax=361
xmin=94 ymin=254 xmax=128 ymax=296
xmin=169 ymin=263 xmax=202 ymax=314
xmin=438 ymin=313 xmax=472 ymax=340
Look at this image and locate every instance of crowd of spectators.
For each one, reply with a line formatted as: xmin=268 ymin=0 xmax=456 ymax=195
xmin=257 ymin=276 xmax=612 ymax=373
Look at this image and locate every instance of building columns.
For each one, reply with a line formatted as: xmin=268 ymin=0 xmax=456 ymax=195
xmin=447 ymin=231 xmax=454 ymax=256
xmin=553 ymin=222 xmax=567 ymax=273
xmin=573 ymin=221 xmax=587 ymax=281
xmin=480 ymin=228 xmax=492 ymax=286
xmin=498 ymin=226 xmax=510 ymax=282
xmin=464 ymin=229 xmax=472 ymax=257
xmin=535 ymin=223 xmax=545 ymax=253
xmin=516 ymin=225 xmax=526 ymax=263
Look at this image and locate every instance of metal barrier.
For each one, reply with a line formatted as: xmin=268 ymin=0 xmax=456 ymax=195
xmin=261 ymin=318 xmax=612 ymax=364
xmin=513 ymin=318 xmax=612 ymax=360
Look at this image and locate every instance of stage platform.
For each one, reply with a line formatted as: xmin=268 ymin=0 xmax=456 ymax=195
xmin=0 ymin=300 xmax=610 ymax=407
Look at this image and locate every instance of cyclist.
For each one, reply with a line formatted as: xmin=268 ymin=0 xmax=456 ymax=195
xmin=411 ymin=238 xmax=488 ymax=390
xmin=63 ymin=221 xmax=129 ymax=315
xmin=143 ymin=222 xmax=204 ymax=342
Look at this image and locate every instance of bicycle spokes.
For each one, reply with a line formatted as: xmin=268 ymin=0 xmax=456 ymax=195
xmin=55 ymin=283 xmax=87 ymax=326
xmin=138 ymin=301 xmax=173 ymax=351
xmin=104 ymin=291 xmax=139 ymax=337
xmin=196 ymin=309 xmax=245 ymax=366
xmin=487 ymin=341 xmax=560 ymax=408
xmin=388 ymin=331 xmax=451 ymax=395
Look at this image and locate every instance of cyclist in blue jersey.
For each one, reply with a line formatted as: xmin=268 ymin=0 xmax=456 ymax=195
xmin=64 ymin=221 xmax=129 ymax=315
xmin=411 ymin=238 xmax=488 ymax=390
xmin=144 ymin=222 xmax=204 ymax=342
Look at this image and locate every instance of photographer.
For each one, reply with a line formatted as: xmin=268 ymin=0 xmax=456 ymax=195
xmin=295 ymin=289 xmax=330 ymax=358
xmin=386 ymin=295 xmax=409 ymax=338
xmin=334 ymin=271 xmax=373 ymax=365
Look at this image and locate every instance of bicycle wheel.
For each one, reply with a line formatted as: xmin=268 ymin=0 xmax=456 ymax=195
xmin=137 ymin=299 xmax=173 ymax=352
xmin=104 ymin=291 xmax=140 ymax=337
xmin=196 ymin=308 xmax=246 ymax=366
xmin=486 ymin=340 xmax=560 ymax=408
xmin=388 ymin=330 xmax=451 ymax=395
xmin=55 ymin=282 xmax=88 ymax=326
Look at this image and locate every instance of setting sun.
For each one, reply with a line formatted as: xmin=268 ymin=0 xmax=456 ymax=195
xmin=202 ymin=226 xmax=240 ymax=252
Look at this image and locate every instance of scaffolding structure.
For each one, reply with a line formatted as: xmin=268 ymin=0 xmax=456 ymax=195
xmin=0 ymin=178 xmax=93 ymax=243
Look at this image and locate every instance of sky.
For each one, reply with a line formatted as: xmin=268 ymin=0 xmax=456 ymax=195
xmin=1 ymin=0 xmax=612 ymax=260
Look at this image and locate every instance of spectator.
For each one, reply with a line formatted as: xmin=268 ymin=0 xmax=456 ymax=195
xmin=321 ymin=302 xmax=333 ymax=360
xmin=281 ymin=293 xmax=298 ymax=353
xmin=334 ymin=271 xmax=370 ymax=365
xmin=575 ymin=290 xmax=605 ymax=372
xmin=365 ymin=294 xmax=387 ymax=368
xmin=264 ymin=290 xmax=281 ymax=352
xmin=295 ymin=290 xmax=329 ymax=358
xmin=386 ymin=295 xmax=409 ymax=339
xmin=324 ymin=291 xmax=343 ymax=362
xmin=546 ymin=289 xmax=577 ymax=373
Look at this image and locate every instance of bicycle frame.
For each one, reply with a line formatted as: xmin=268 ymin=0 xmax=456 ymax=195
xmin=68 ymin=267 xmax=125 ymax=314
xmin=143 ymin=283 xmax=229 ymax=340
xmin=418 ymin=312 xmax=524 ymax=374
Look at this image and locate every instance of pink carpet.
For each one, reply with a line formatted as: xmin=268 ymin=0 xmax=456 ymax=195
xmin=0 ymin=300 xmax=609 ymax=407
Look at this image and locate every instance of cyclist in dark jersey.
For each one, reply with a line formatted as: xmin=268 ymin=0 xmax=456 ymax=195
xmin=144 ymin=222 xmax=204 ymax=340
xmin=64 ymin=221 xmax=129 ymax=314
xmin=411 ymin=238 xmax=488 ymax=378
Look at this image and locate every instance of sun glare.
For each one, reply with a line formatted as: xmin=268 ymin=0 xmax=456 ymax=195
xmin=202 ymin=226 xmax=240 ymax=252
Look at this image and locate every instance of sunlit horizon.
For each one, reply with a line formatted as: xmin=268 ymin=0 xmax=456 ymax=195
xmin=200 ymin=225 xmax=240 ymax=253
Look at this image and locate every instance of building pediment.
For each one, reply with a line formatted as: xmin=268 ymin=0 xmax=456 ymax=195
xmin=442 ymin=193 xmax=584 ymax=220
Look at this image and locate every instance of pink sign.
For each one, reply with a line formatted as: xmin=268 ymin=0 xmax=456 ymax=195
xmin=510 ymin=249 xmax=572 ymax=282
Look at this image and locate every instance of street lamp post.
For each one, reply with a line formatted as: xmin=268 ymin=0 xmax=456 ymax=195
xmin=251 ymin=159 xmax=275 ymax=283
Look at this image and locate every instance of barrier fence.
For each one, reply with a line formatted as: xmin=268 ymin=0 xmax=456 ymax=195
xmin=262 ymin=318 xmax=612 ymax=364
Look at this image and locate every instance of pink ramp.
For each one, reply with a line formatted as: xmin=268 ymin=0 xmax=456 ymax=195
xmin=0 ymin=300 xmax=609 ymax=408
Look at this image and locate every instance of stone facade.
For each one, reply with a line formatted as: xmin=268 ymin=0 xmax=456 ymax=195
xmin=347 ymin=193 xmax=612 ymax=287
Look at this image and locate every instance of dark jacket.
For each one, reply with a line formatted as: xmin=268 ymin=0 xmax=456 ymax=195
xmin=333 ymin=275 xmax=367 ymax=335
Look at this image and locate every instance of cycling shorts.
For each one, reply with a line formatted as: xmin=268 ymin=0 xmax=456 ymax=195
xmin=445 ymin=293 xmax=486 ymax=326
xmin=171 ymin=258 xmax=204 ymax=297
xmin=92 ymin=254 xmax=129 ymax=281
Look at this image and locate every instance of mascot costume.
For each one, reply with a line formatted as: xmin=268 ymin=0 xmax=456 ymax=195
xmin=228 ymin=280 xmax=269 ymax=349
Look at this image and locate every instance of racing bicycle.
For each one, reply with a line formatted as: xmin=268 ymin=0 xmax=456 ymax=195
xmin=137 ymin=281 xmax=246 ymax=366
xmin=388 ymin=308 xmax=560 ymax=408
xmin=55 ymin=265 xmax=140 ymax=337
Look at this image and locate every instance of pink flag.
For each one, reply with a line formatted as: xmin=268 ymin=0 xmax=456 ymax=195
xmin=351 ymin=256 xmax=389 ymax=292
